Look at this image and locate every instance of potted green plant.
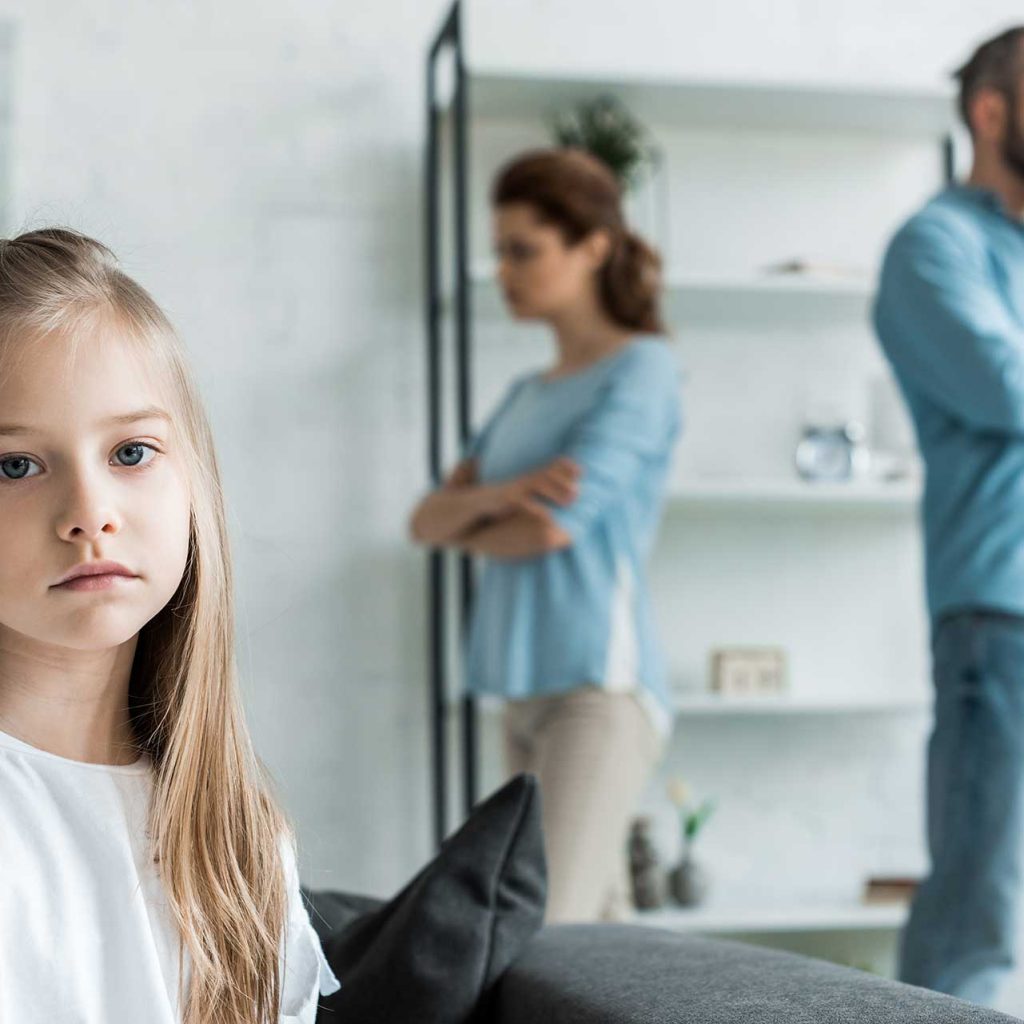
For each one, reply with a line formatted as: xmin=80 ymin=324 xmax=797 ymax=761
xmin=547 ymin=94 xmax=669 ymax=259
xmin=666 ymin=777 xmax=716 ymax=907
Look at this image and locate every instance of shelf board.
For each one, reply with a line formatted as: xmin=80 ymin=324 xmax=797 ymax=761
xmin=471 ymin=693 xmax=930 ymax=718
xmin=666 ymin=479 xmax=921 ymax=512
xmin=465 ymin=71 xmax=957 ymax=137
xmin=664 ymin=271 xmax=873 ymax=300
xmin=467 ymin=262 xmax=873 ymax=300
xmin=637 ymin=901 xmax=909 ymax=935
xmin=455 ymin=264 xmax=877 ymax=325
xmin=672 ymin=693 xmax=929 ymax=716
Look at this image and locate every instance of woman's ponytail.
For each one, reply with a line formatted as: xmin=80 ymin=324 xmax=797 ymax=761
xmin=599 ymin=229 xmax=665 ymax=335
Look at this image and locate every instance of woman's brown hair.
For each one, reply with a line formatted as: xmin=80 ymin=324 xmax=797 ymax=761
xmin=491 ymin=146 xmax=666 ymax=335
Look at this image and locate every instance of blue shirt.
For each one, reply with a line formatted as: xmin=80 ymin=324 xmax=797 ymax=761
xmin=873 ymin=184 xmax=1024 ymax=620
xmin=463 ymin=336 xmax=683 ymax=738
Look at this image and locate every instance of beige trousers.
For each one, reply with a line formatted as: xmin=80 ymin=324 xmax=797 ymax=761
xmin=502 ymin=684 xmax=667 ymax=925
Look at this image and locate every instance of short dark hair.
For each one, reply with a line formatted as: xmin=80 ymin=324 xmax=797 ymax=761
xmin=954 ymin=26 xmax=1024 ymax=134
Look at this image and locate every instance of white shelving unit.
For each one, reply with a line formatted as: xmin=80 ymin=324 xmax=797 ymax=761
xmin=672 ymin=692 xmax=929 ymax=716
xmin=666 ymin=478 xmax=921 ymax=513
xmin=638 ymin=901 xmax=909 ymax=935
xmin=468 ymin=259 xmax=874 ymax=296
xmin=455 ymin=261 xmax=878 ymax=322
xmin=430 ymin=7 xmax=954 ymax=946
xmin=476 ymin=692 xmax=930 ymax=717
xmin=463 ymin=71 xmax=956 ymax=137
xmin=661 ymin=272 xmax=873 ymax=299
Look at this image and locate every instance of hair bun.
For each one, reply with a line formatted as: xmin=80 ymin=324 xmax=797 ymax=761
xmin=600 ymin=229 xmax=663 ymax=334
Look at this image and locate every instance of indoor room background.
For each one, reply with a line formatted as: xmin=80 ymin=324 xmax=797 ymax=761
xmin=1 ymin=0 xmax=1021 ymax=1007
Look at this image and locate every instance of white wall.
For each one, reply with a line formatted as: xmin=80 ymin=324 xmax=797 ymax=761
xmin=2 ymin=2 xmax=1024 ymax=1007
xmin=0 ymin=0 xmax=451 ymax=897
xmin=465 ymin=0 xmax=1021 ymax=88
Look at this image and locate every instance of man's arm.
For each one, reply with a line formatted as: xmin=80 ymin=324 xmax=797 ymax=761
xmin=874 ymin=215 xmax=1024 ymax=434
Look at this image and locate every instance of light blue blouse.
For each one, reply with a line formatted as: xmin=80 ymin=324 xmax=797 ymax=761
xmin=463 ymin=336 xmax=683 ymax=738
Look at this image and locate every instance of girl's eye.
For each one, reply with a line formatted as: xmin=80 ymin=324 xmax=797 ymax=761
xmin=114 ymin=442 xmax=158 ymax=469
xmin=0 ymin=442 xmax=160 ymax=481
xmin=0 ymin=456 xmax=40 ymax=481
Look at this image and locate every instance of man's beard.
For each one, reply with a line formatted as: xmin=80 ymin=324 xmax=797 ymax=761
xmin=1001 ymin=94 xmax=1024 ymax=182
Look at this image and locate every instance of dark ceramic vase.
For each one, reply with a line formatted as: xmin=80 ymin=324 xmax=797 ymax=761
xmin=628 ymin=817 xmax=666 ymax=910
xmin=669 ymin=854 xmax=710 ymax=907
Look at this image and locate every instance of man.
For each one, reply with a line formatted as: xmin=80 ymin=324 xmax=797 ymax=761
xmin=874 ymin=26 xmax=1024 ymax=1008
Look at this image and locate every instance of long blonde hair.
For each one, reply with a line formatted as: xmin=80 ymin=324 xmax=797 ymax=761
xmin=0 ymin=228 xmax=293 ymax=1024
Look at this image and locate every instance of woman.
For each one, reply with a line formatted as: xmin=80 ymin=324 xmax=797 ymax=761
xmin=410 ymin=147 xmax=683 ymax=924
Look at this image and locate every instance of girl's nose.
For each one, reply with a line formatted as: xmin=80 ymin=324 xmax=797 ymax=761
xmin=62 ymin=518 xmax=119 ymax=543
xmin=56 ymin=475 xmax=121 ymax=543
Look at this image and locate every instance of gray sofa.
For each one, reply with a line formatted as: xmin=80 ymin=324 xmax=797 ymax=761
xmin=306 ymin=774 xmax=1021 ymax=1023
xmin=486 ymin=923 xmax=1023 ymax=1023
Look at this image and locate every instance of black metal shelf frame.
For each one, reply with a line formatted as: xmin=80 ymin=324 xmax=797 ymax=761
xmin=425 ymin=0 xmax=478 ymax=850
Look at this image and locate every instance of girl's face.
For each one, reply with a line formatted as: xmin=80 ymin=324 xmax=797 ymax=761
xmin=0 ymin=326 xmax=192 ymax=653
xmin=492 ymin=202 xmax=609 ymax=322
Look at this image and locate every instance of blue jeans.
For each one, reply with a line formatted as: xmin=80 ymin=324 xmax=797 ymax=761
xmin=899 ymin=609 xmax=1024 ymax=1006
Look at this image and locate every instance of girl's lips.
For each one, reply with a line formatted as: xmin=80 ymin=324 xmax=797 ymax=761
xmin=54 ymin=559 xmax=135 ymax=586
xmin=53 ymin=574 xmax=138 ymax=593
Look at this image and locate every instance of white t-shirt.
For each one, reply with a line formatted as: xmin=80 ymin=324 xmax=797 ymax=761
xmin=0 ymin=726 xmax=341 ymax=1023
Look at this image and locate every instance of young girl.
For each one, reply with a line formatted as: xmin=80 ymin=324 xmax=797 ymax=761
xmin=0 ymin=229 xmax=340 ymax=1023
xmin=410 ymin=148 xmax=682 ymax=924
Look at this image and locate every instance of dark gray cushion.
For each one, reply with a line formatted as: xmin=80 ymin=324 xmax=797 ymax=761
xmin=302 ymin=772 xmax=547 ymax=1024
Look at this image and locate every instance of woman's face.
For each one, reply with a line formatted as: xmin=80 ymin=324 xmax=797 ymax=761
xmin=492 ymin=203 xmax=606 ymax=321
xmin=0 ymin=325 xmax=192 ymax=654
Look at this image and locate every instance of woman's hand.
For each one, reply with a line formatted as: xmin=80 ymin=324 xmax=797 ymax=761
xmin=499 ymin=457 xmax=581 ymax=521
xmin=456 ymin=458 xmax=580 ymax=559
xmin=409 ymin=456 xmax=581 ymax=548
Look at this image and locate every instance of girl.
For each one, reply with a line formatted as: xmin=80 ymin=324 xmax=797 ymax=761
xmin=0 ymin=229 xmax=340 ymax=1023
xmin=410 ymin=148 xmax=683 ymax=924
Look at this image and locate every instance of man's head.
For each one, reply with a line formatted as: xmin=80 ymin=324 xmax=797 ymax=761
xmin=955 ymin=26 xmax=1024 ymax=181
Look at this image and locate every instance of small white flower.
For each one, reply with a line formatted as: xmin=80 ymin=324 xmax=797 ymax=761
xmin=667 ymin=777 xmax=691 ymax=808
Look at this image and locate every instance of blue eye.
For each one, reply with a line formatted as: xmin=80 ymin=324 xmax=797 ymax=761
xmin=115 ymin=443 xmax=158 ymax=468
xmin=0 ymin=442 xmax=160 ymax=481
xmin=0 ymin=456 xmax=39 ymax=481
